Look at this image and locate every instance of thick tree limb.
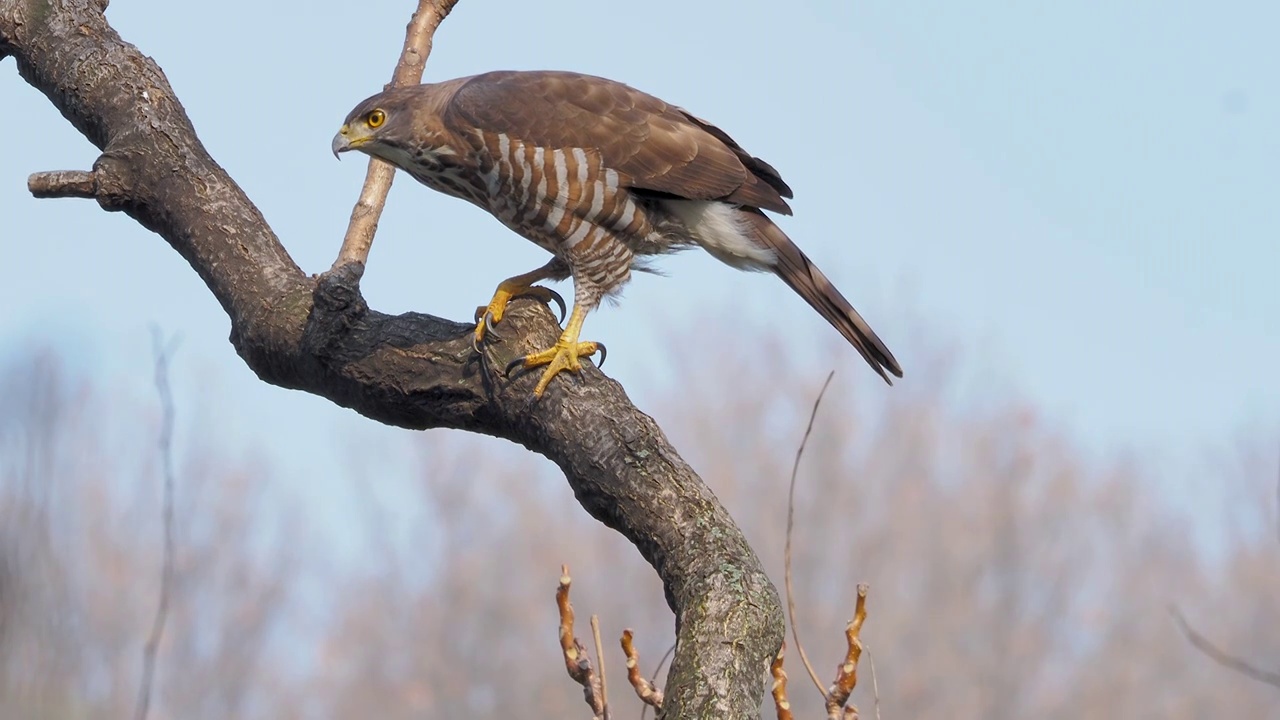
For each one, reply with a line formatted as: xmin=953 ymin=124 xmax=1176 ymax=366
xmin=0 ymin=1 xmax=783 ymax=717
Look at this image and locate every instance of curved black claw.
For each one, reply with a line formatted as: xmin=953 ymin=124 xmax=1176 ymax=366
xmin=472 ymin=313 xmax=503 ymax=354
xmin=545 ymin=288 xmax=565 ymax=322
xmin=503 ymin=355 xmax=526 ymax=379
xmin=517 ymin=286 xmax=568 ymax=324
xmin=593 ymin=342 xmax=607 ymax=369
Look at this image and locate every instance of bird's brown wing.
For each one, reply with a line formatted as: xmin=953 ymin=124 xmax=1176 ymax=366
xmin=446 ymin=70 xmax=794 ymax=215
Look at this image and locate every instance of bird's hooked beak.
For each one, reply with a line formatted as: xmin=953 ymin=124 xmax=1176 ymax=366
xmin=331 ymin=126 xmax=349 ymax=159
xmin=331 ymin=124 xmax=370 ymax=159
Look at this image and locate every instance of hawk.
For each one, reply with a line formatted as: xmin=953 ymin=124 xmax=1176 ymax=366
xmin=332 ymin=70 xmax=902 ymax=396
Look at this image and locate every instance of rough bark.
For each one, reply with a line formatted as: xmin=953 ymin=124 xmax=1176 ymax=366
xmin=0 ymin=1 xmax=784 ymax=717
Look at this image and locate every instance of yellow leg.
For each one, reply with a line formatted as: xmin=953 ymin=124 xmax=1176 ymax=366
xmin=505 ymin=305 xmax=604 ymax=398
xmin=474 ymin=266 xmax=566 ymax=348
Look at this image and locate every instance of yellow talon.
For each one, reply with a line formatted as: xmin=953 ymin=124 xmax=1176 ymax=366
xmin=473 ymin=281 xmax=519 ymax=346
xmin=473 ymin=276 xmax=566 ymax=348
xmin=503 ymin=305 xmax=605 ymax=397
xmin=516 ymin=339 xmax=603 ymax=397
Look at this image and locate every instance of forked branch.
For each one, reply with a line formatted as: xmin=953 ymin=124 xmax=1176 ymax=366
xmin=554 ymin=567 xmax=676 ymax=718
xmin=557 ymin=566 xmax=609 ymax=719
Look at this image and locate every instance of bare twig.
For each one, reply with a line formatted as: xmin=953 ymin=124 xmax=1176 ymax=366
xmin=621 ymin=630 xmax=664 ymax=710
xmin=332 ymin=0 xmax=460 ymax=270
xmin=592 ymin=614 xmax=609 ymax=710
xmin=652 ymin=642 xmax=676 ymax=680
xmin=771 ymin=642 xmax=795 ymax=720
xmin=1170 ymin=605 xmax=1280 ymax=689
xmin=639 ymin=642 xmax=676 ymax=720
xmin=134 ymin=328 xmax=181 ymax=720
xmin=826 ymin=584 xmax=869 ymax=719
xmin=865 ymin=645 xmax=882 ymax=720
xmin=782 ymin=372 xmax=877 ymax=718
xmin=557 ymin=566 xmax=609 ymax=719
xmin=785 ymin=370 xmax=836 ymax=695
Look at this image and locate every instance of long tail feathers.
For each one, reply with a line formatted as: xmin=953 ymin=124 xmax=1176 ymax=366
xmin=740 ymin=209 xmax=903 ymax=384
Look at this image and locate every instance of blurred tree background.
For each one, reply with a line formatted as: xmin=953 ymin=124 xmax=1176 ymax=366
xmin=1 ymin=325 xmax=1275 ymax=719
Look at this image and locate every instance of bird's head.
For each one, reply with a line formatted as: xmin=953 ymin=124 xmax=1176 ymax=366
xmin=332 ymin=92 xmax=405 ymax=160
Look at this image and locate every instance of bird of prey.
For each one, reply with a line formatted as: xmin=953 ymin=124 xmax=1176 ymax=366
xmin=333 ymin=70 xmax=901 ymax=397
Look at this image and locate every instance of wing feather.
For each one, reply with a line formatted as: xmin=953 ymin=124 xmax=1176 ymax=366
xmin=446 ymin=71 xmax=793 ymax=214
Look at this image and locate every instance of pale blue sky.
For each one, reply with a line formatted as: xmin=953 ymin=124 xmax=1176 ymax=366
xmin=1 ymin=1 xmax=1276 ymax=526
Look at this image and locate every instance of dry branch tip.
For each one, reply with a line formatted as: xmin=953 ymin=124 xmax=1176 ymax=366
xmin=827 ymin=584 xmax=870 ymax=716
xmin=556 ymin=565 xmax=608 ymax=718
xmin=621 ymin=629 xmax=664 ymax=710
xmin=28 ymin=170 xmax=97 ymax=199
xmin=771 ymin=641 xmax=795 ymax=720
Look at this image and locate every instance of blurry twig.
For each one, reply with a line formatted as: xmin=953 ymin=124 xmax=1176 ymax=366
xmin=785 ymin=370 xmax=835 ymax=694
xmin=1170 ymin=605 xmax=1280 ymax=689
xmin=134 ymin=328 xmax=181 ymax=720
xmin=557 ymin=565 xmax=610 ymax=719
xmin=780 ymin=370 xmax=877 ymax=719
xmin=865 ymin=645 xmax=882 ymax=720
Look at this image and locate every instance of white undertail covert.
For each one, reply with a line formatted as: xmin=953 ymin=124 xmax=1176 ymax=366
xmin=660 ymin=199 xmax=777 ymax=270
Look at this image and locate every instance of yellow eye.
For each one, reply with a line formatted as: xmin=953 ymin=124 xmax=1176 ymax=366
xmin=367 ymin=109 xmax=386 ymax=128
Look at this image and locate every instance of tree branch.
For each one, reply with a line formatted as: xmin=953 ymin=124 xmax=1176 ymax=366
xmin=28 ymin=169 xmax=98 ymax=198
xmin=334 ymin=0 xmax=459 ymax=270
xmin=0 ymin=1 xmax=783 ymax=716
